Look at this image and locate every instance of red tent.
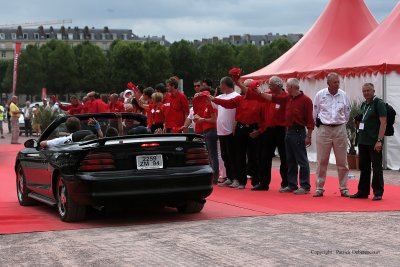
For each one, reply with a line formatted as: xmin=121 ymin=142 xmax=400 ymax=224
xmin=243 ymin=0 xmax=378 ymax=81
xmin=299 ymin=2 xmax=400 ymax=79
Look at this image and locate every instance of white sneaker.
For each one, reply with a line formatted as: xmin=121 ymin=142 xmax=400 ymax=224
xmin=229 ymin=180 xmax=240 ymax=188
xmin=218 ymin=178 xmax=232 ymax=187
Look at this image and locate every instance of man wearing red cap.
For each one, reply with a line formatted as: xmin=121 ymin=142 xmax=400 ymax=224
xmin=163 ymin=77 xmax=189 ymax=132
xmin=210 ymin=79 xmax=265 ymax=189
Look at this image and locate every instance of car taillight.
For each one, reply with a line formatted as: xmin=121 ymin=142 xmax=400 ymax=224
xmin=141 ymin=143 xmax=160 ymax=147
xmin=78 ymin=153 xmax=116 ymax=171
xmin=185 ymin=147 xmax=209 ymax=165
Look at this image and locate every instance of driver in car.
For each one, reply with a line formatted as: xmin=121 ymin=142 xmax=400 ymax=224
xmin=40 ymin=117 xmax=81 ymax=148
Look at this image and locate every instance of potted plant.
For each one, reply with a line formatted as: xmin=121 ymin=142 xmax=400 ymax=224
xmin=346 ymin=100 xmax=362 ymax=169
xmin=32 ymin=107 xmax=59 ymax=133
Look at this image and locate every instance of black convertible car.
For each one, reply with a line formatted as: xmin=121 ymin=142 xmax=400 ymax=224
xmin=15 ymin=113 xmax=213 ymax=222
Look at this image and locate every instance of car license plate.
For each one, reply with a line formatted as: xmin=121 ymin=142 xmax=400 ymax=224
xmin=136 ymin=154 xmax=163 ymax=170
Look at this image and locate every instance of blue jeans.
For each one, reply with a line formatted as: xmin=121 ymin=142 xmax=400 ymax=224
xmin=285 ymin=127 xmax=310 ymax=190
xmin=204 ymin=128 xmax=219 ymax=183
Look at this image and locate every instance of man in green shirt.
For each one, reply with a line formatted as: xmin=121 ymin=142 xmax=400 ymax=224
xmin=351 ymin=83 xmax=387 ymax=201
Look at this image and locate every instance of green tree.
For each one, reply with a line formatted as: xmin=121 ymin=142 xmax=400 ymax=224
xmin=42 ymin=40 xmax=79 ymax=95
xmin=17 ymin=45 xmax=46 ymax=100
xmin=110 ymin=41 xmax=148 ymax=90
xmin=143 ymin=42 xmax=173 ymax=86
xmin=261 ymin=38 xmax=293 ymax=65
xmin=198 ymin=43 xmax=235 ymax=83
xmin=0 ymin=60 xmax=12 ymax=95
xmin=169 ymin=40 xmax=199 ymax=96
xmin=0 ymin=60 xmax=13 ymax=97
xmin=74 ymin=42 xmax=107 ymax=92
xmin=235 ymin=44 xmax=263 ymax=75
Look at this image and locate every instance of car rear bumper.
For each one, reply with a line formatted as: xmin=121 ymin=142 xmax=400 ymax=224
xmin=62 ymin=165 xmax=214 ymax=206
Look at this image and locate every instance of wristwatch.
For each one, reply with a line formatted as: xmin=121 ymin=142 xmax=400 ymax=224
xmin=377 ymin=137 xmax=384 ymax=143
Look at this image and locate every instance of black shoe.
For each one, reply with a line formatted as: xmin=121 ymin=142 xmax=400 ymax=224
xmin=350 ymin=193 xmax=368 ymax=199
xmin=372 ymin=195 xmax=382 ymax=201
xmin=251 ymin=184 xmax=269 ymax=191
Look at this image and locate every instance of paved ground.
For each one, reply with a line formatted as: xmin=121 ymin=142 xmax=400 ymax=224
xmin=1 ymin=121 xmax=400 ymax=266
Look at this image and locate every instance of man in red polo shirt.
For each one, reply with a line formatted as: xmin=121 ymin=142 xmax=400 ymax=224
xmin=164 ymin=77 xmax=189 ymax=133
xmin=109 ymin=93 xmax=125 ymax=112
xmin=56 ymin=95 xmax=84 ymax=115
xmin=91 ymin=92 xmax=110 ymax=113
xmin=249 ymin=78 xmax=314 ymax=195
xmin=210 ymin=80 xmax=265 ymax=189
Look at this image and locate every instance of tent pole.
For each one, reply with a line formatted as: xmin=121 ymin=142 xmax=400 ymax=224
xmin=382 ymin=72 xmax=388 ymax=169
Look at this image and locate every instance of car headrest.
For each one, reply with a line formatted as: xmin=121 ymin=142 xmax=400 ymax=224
xmin=72 ymin=130 xmax=94 ymax=142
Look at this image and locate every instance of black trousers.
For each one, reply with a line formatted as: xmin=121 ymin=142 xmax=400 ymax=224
xmin=218 ymin=133 xmax=236 ymax=181
xmin=24 ymin=119 xmax=32 ymax=137
xmin=258 ymin=126 xmax=288 ymax=188
xmin=358 ymin=144 xmax=384 ymax=196
xmin=234 ymin=124 xmax=259 ymax=186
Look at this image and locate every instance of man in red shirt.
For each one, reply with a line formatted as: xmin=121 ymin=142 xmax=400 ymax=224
xmin=256 ymin=77 xmax=289 ymax=191
xmin=82 ymin=91 xmax=95 ymax=114
xmin=210 ymin=80 xmax=265 ymax=189
xmin=91 ymin=93 xmax=110 ymax=113
xmin=163 ymin=77 xmax=189 ymax=132
xmin=249 ymin=78 xmax=314 ymax=194
xmin=193 ymin=89 xmax=219 ymax=184
xmin=109 ymin=93 xmax=125 ymax=112
xmin=56 ymin=96 xmax=84 ymax=115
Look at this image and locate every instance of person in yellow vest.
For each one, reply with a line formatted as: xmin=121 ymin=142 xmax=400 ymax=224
xmin=9 ymin=96 xmax=21 ymax=144
xmin=0 ymin=102 xmax=5 ymax=138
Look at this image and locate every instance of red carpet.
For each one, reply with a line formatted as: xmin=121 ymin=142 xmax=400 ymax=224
xmin=1 ymin=144 xmax=399 ymax=235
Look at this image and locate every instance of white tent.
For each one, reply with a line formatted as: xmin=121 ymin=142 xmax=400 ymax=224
xmin=297 ymin=2 xmax=400 ymax=170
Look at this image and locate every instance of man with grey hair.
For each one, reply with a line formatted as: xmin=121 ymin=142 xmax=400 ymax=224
xmin=251 ymin=78 xmax=314 ymax=194
xmin=23 ymin=101 xmax=33 ymax=137
xmin=351 ymin=83 xmax=387 ymax=201
xmin=252 ymin=76 xmax=289 ymax=191
xmin=313 ymin=72 xmax=350 ymax=197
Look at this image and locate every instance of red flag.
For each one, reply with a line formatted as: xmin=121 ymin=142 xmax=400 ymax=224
xmin=42 ymin=88 xmax=47 ymax=100
xmin=12 ymin=42 xmax=21 ymax=96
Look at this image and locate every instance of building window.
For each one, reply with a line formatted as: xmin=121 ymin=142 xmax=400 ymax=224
xmin=0 ymin=33 xmax=5 ymax=40
xmin=34 ymin=33 xmax=39 ymax=39
xmin=12 ymin=33 xmax=16 ymax=40
xmin=251 ymin=40 xmax=256 ymax=45
xmin=23 ymin=33 xmax=28 ymax=39
xmin=260 ymin=40 xmax=265 ymax=46
xmin=1 ymin=51 xmax=6 ymax=58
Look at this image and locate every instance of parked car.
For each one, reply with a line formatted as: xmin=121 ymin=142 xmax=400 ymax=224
xmin=19 ymin=101 xmax=69 ymax=135
xmin=15 ymin=113 xmax=213 ymax=222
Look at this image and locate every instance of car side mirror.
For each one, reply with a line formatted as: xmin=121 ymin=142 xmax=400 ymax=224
xmin=24 ymin=139 xmax=38 ymax=148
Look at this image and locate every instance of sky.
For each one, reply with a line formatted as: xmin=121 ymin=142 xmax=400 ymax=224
xmin=0 ymin=0 xmax=398 ymax=42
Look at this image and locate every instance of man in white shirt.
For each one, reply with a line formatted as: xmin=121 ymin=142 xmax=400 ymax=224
xmin=313 ymin=72 xmax=351 ymax=197
xmin=40 ymin=117 xmax=81 ymax=148
xmin=216 ymin=77 xmax=240 ymax=187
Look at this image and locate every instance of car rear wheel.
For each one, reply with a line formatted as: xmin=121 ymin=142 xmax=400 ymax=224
xmin=177 ymin=200 xmax=205 ymax=213
xmin=16 ymin=165 xmax=36 ymax=206
xmin=56 ymin=175 xmax=86 ymax=222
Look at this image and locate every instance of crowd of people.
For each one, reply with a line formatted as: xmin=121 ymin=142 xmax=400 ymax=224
xmin=2 ymin=72 xmax=387 ymax=200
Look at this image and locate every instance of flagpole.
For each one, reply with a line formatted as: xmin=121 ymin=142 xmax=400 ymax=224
xmin=12 ymin=42 xmax=22 ymax=96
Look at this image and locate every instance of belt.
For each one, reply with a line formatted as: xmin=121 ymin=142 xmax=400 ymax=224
xmin=237 ymin=122 xmax=258 ymax=129
xmin=288 ymin=124 xmax=304 ymax=130
xmin=321 ymin=123 xmax=344 ymax=127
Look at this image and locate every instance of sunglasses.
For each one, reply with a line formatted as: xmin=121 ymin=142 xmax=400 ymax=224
xmin=194 ymin=84 xmax=201 ymax=87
